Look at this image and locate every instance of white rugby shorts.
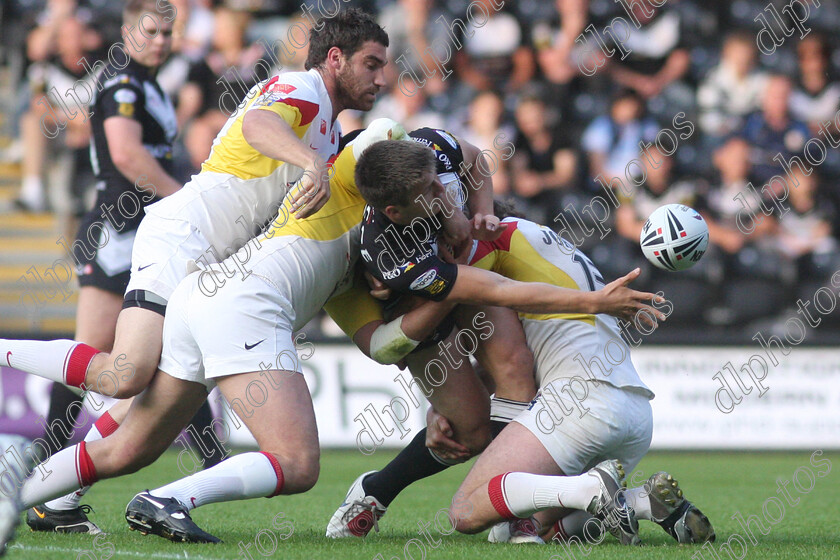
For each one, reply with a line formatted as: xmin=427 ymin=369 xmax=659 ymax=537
xmin=515 ymin=379 xmax=653 ymax=475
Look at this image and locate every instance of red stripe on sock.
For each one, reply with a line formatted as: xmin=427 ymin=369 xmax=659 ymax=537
xmin=488 ymin=473 xmax=516 ymax=519
xmin=65 ymin=344 xmax=99 ymax=388
xmin=76 ymin=442 xmax=99 ymax=487
xmin=260 ymin=452 xmax=285 ymax=497
xmin=94 ymin=411 xmax=120 ymax=437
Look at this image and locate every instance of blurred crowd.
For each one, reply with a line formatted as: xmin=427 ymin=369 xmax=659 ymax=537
xmin=1 ymin=0 xmax=839 ymax=336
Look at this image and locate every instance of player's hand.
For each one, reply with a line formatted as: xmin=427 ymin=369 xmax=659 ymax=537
xmin=287 ymin=158 xmax=330 ymax=219
xmin=437 ymin=237 xmax=470 ymax=265
xmin=471 ymin=213 xmax=507 ymax=241
xmin=594 ymin=268 xmax=667 ymax=327
xmin=425 ymin=408 xmax=471 ymax=463
xmin=364 ymin=270 xmax=392 ymax=300
xmin=441 ymin=210 xmax=472 ymax=248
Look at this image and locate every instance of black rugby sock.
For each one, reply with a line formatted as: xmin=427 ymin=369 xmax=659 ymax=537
xmin=362 ymin=429 xmax=452 ymax=507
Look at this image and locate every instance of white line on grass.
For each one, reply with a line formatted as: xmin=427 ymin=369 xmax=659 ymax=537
xmin=9 ymin=544 xmax=224 ymax=559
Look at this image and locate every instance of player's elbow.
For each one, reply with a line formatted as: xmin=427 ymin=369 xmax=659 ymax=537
xmin=110 ymin=147 xmax=135 ymax=176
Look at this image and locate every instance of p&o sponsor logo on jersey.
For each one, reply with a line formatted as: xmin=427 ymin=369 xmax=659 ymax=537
xmin=409 ymin=269 xmax=438 ymax=290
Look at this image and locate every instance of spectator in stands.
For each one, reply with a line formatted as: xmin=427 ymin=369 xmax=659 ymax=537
xmin=454 ymin=90 xmax=513 ymax=195
xmin=581 ymin=89 xmax=657 ymax=187
xmin=452 ymin=0 xmax=535 ymax=95
xmin=18 ymin=13 xmax=100 ymax=219
xmin=177 ymin=6 xmax=270 ymax=170
xmin=703 ymin=137 xmax=774 ymax=255
xmin=697 ymin=31 xmax=767 ymax=140
xmin=742 ymin=75 xmax=810 ymax=182
xmin=790 ymin=34 xmax=840 ymax=132
xmin=508 ymin=93 xmax=578 ymax=223
xmin=614 ymin=153 xmax=697 ymax=243
xmin=773 ymin=168 xmax=837 ymax=279
xmin=608 ymin=3 xmax=690 ymax=102
xmin=532 ymin=0 xmax=588 ymax=86
xmin=364 ymin=76 xmax=446 ymax=132
xmin=378 ymin=0 xmax=448 ymax=82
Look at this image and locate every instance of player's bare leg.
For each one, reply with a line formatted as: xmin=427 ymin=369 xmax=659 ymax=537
xmin=455 ymin=305 xmax=535 ymax=440
xmin=126 ymin=369 xmax=318 ymax=543
xmin=449 ymin=421 xmax=637 ymax=544
xmin=17 ymin=371 xmax=206 ymax=512
xmin=27 ymin=286 xmax=124 ymax=533
xmin=327 ymin=330 xmax=491 ymax=538
xmin=1 ymin=306 xmax=164 ymax=399
xmin=455 ymin=305 xmax=535 ymax=403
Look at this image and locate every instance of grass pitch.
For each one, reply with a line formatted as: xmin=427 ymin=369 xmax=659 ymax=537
xmin=8 ymin=450 xmax=839 ymax=560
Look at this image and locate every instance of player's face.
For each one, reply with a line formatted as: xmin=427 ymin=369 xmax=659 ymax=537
xmin=336 ymin=41 xmax=387 ymax=111
xmin=125 ymin=17 xmax=174 ymax=69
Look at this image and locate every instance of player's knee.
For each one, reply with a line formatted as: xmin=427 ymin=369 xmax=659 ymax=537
xmin=489 ymin=345 xmax=536 ymax=395
xmin=107 ymin=375 xmax=149 ymax=398
xmin=449 ymin=502 xmax=482 ymax=534
xmin=108 ymin=440 xmax=159 ymax=475
xmin=272 ymin=447 xmax=320 ymax=493
xmin=293 ymin=452 xmax=320 ymax=492
xmin=458 ymin=426 xmax=492 ymax=457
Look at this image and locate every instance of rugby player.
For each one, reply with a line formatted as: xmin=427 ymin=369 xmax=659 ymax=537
xmin=326 ymin=140 xmax=713 ymax=545
xmin=0 ymin=5 xmax=387 ymax=526
xmin=326 ymin=127 xmax=543 ymax=538
xmin=0 ymin=123 xmax=661 ymax=547
xmin=25 ymin=0 xmax=219 ymax=534
xmin=325 ymin=139 xmax=658 ymax=540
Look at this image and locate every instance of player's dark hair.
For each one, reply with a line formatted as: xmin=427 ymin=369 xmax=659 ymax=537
xmin=305 ymin=8 xmax=389 ymax=70
xmin=355 ymin=140 xmax=435 ymax=210
xmin=493 ymin=199 xmax=525 ymax=220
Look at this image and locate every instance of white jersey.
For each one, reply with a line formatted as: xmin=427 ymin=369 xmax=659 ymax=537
xmin=469 ymin=217 xmax=654 ymax=398
xmin=145 ymin=68 xmax=340 ymax=259
xmin=128 ymin=69 xmax=340 ymax=300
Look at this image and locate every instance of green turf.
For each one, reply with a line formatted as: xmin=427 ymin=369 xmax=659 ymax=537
xmin=8 ymin=450 xmax=840 ymax=559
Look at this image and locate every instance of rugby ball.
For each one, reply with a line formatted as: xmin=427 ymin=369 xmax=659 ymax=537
xmin=640 ymin=204 xmax=708 ymax=271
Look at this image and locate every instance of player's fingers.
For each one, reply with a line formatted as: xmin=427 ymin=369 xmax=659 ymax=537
xmin=614 ymin=268 xmax=642 ymax=287
xmin=633 ymin=304 xmax=665 ymax=325
xmin=631 ymin=289 xmax=664 ymax=305
xmin=293 ymin=181 xmax=330 ymax=218
xmin=628 ymin=294 xmax=666 ymax=321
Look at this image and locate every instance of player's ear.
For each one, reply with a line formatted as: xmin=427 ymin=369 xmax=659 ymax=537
xmin=325 ymin=46 xmax=344 ymax=70
xmin=383 ymin=205 xmax=402 ymax=222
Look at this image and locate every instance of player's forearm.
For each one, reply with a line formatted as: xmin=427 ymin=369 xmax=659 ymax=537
xmin=113 ymin=151 xmax=181 ymax=197
xmin=449 ymin=267 xmax=597 ymax=315
xmin=400 ymin=299 xmax=457 ymax=341
xmin=365 ymin=300 xmax=456 ymax=364
xmin=487 ymin=279 xmax=598 ymax=315
xmin=242 ymin=109 xmax=318 ymax=169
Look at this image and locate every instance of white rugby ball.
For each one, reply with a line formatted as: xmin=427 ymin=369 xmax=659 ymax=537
xmin=640 ymin=204 xmax=709 ymax=271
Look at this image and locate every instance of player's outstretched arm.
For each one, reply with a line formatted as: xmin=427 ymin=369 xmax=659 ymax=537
xmin=446 ymin=266 xmax=665 ymax=325
xmin=241 ymin=109 xmax=329 ymax=218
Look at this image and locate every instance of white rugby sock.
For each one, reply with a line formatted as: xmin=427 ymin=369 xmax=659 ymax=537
xmin=1 ymin=339 xmax=98 ymax=387
xmin=150 ymin=452 xmax=282 ymax=511
xmin=489 ymin=472 xmax=601 ymax=518
xmin=625 ymin=485 xmax=652 ymax=521
xmin=44 ymin=424 xmax=104 ymax=511
xmin=21 ymin=443 xmax=98 ymax=509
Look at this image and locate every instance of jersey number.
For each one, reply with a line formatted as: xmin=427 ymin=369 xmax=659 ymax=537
xmin=572 ymin=253 xmax=604 ymax=292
